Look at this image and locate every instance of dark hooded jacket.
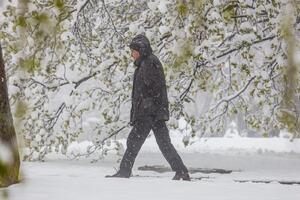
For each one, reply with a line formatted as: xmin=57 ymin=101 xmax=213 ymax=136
xmin=129 ymin=34 xmax=169 ymax=124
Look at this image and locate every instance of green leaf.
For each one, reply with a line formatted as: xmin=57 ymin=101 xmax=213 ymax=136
xmin=277 ymin=110 xmax=297 ymax=133
xmin=222 ymin=4 xmax=236 ymax=22
xmin=14 ymin=101 xmax=28 ymax=118
xmin=34 ymin=13 xmax=49 ymax=23
xmin=54 ymin=0 xmax=64 ymax=9
xmin=16 ymin=16 xmax=27 ymax=27
xmin=177 ymin=2 xmax=188 ymax=16
xmin=19 ymin=56 xmax=39 ymax=73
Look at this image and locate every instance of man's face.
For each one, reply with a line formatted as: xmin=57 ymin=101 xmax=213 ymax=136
xmin=131 ymin=49 xmax=140 ymax=61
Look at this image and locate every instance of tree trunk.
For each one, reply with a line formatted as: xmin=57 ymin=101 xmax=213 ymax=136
xmin=0 ymin=44 xmax=20 ymax=187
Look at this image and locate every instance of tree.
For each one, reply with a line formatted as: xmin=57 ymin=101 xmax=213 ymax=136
xmin=0 ymin=44 xmax=20 ymax=187
xmin=0 ymin=0 xmax=299 ymax=161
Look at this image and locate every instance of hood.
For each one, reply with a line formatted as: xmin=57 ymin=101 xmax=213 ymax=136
xmin=129 ymin=34 xmax=153 ymax=58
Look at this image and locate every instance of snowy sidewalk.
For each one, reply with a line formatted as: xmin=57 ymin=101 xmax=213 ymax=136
xmin=2 ymin=152 xmax=300 ymax=200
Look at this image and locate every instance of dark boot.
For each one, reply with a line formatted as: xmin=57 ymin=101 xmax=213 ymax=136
xmin=172 ymin=171 xmax=191 ymax=181
xmin=105 ymin=170 xmax=131 ymax=178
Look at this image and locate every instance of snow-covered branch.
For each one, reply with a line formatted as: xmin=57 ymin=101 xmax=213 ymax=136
xmin=210 ymin=76 xmax=256 ymax=120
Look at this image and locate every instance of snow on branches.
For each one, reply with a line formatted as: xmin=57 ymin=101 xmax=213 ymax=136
xmin=0 ymin=0 xmax=299 ymax=160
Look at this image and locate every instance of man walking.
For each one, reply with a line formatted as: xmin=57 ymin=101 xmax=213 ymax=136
xmin=106 ymin=34 xmax=190 ymax=181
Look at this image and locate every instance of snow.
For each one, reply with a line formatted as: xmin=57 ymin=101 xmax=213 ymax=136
xmin=115 ymin=132 xmax=300 ymax=155
xmin=158 ymin=26 xmax=170 ymax=35
xmin=64 ymin=120 xmax=300 ymax=157
xmin=223 ymin=122 xmax=239 ymax=138
xmin=2 ymin=129 xmax=300 ymax=199
xmin=147 ymin=1 xmax=159 ymax=12
xmin=129 ymin=23 xmax=140 ymax=33
xmin=0 ymin=140 xmax=13 ymax=165
xmin=157 ymin=1 xmax=168 ymax=14
xmin=2 ymin=152 xmax=300 ymax=200
xmin=67 ymin=141 xmax=93 ymax=157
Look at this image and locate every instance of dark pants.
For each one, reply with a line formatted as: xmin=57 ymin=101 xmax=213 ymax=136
xmin=119 ymin=116 xmax=188 ymax=175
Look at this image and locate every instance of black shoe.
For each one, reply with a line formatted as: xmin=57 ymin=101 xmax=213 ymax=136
xmin=105 ymin=170 xmax=131 ymax=178
xmin=172 ymin=171 xmax=191 ymax=181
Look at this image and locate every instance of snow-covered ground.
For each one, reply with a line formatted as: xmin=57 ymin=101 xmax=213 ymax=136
xmin=2 ymin=137 xmax=300 ymax=200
